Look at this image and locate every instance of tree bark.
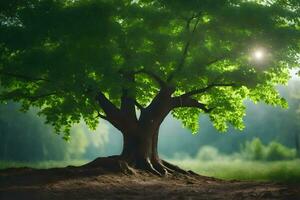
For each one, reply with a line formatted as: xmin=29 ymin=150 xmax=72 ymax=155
xmin=119 ymin=121 xmax=191 ymax=176
xmin=121 ymin=130 xmax=154 ymax=166
xmin=120 ymin=122 xmax=163 ymax=174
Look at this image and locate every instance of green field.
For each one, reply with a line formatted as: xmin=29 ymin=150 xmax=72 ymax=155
xmin=1 ymin=159 xmax=300 ymax=183
xmin=172 ymin=159 xmax=300 ymax=183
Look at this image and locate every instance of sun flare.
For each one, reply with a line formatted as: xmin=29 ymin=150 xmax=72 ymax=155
xmin=253 ymin=49 xmax=264 ymax=60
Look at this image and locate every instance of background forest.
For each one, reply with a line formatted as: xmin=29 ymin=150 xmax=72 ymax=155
xmin=1 ymin=75 xmax=300 ymax=182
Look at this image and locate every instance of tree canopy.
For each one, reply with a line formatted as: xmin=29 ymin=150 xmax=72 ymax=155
xmin=0 ymin=0 xmax=299 ymax=138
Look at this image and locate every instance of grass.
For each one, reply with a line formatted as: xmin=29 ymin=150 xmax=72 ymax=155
xmin=1 ymin=158 xmax=300 ymax=183
xmin=170 ymin=158 xmax=300 ymax=183
xmin=0 ymin=160 xmax=88 ymax=170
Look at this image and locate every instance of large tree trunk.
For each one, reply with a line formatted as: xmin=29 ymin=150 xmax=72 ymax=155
xmin=94 ymin=86 xmax=193 ymax=175
xmin=119 ymin=121 xmax=190 ymax=176
xmin=121 ymin=129 xmax=155 ymax=166
xmin=120 ymin=123 xmax=165 ymax=174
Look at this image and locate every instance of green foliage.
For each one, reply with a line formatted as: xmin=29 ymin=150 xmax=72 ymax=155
xmin=0 ymin=0 xmax=299 ymax=135
xmin=241 ymin=137 xmax=297 ymax=161
xmin=208 ymin=87 xmax=248 ymax=131
xmin=172 ymin=108 xmax=201 ymax=133
xmin=0 ymin=103 xmax=109 ymax=161
xmin=242 ymin=137 xmax=265 ymax=160
xmin=196 ymin=145 xmax=219 ymax=161
xmin=265 ymin=141 xmax=297 ymax=161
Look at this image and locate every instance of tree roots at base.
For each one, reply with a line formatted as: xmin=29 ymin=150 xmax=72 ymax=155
xmin=83 ymin=156 xmax=198 ymax=177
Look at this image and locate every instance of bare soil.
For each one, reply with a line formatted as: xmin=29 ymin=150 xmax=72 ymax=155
xmin=0 ymin=157 xmax=299 ymax=200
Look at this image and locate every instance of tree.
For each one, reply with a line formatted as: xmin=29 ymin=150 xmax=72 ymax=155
xmin=0 ymin=0 xmax=299 ymax=175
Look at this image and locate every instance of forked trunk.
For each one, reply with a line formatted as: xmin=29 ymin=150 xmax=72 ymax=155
xmin=94 ymin=87 xmax=191 ymax=175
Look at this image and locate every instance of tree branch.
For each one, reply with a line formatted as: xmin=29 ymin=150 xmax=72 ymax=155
xmin=139 ymin=86 xmax=175 ymax=125
xmin=172 ymin=97 xmax=214 ymax=113
xmin=90 ymin=100 xmax=108 ymax=120
xmin=178 ymin=83 xmax=236 ymax=99
xmin=96 ymin=92 xmax=123 ymax=129
xmin=205 ymin=56 xmax=228 ymax=67
xmin=97 ymin=92 xmax=121 ymax=116
xmin=134 ymin=69 xmax=166 ymax=88
xmin=134 ymin=100 xmax=144 ymax=110
xmin=96 ymin=111 xmax=107 ymax=120
xmin=97 ymin=91 xmax=138 ymax=131
xmin=167 ymin=14 xmax=201 ymax=83
xmin=0 ymin=70 xmax=50 ymax=82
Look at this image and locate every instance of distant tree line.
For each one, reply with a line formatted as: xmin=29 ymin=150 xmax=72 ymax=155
xmin=0 ymin=103 xmax=110 ymax=161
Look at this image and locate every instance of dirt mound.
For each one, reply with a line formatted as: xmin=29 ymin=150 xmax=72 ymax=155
xmin=0 ymin=156 xmax=299 ymax=200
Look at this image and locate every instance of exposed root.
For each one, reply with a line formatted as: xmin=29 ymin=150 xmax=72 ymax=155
xmin=136 ymin=158 xmax=195 ymax=177
xmin=82 ymin=156 xmax=198 ymax=177
xmin=161 ymin=160 xmax=193 ymax=175
xmin=153 ymin=164 xmax=168 ymax=176
xmin=136 ymin=158 xmax=162 ymax=176
xmin=118 ymin=160 xmax=136 ymax=175
xmin=152 ymin=159 xmax=177 ymax=175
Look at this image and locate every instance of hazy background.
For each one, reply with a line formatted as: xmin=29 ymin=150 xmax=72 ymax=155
xmin=0 ymin=74 xmax=299 ymax=182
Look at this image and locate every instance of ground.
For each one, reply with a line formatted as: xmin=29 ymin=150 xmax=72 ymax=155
xmin=1 ymin=157 xmax=299 ymax=200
